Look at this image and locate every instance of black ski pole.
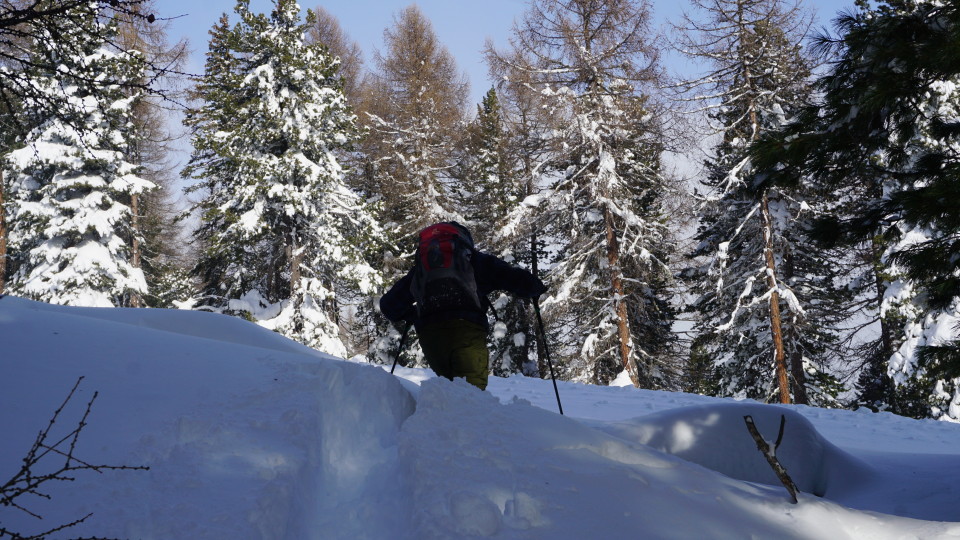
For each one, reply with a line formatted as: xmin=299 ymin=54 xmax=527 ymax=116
xmin=533 ymin=298 xmax=563 ymax=415
xmin=390 ymin=322 xmax=412 ymax=375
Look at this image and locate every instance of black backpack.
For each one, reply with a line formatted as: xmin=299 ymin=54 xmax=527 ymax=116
xmin=410 ymin=222 xmax=483 ymax=319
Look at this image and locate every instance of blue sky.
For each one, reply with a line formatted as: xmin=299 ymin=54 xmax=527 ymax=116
xmin=161 ymin=0 xmax=857 ymax=109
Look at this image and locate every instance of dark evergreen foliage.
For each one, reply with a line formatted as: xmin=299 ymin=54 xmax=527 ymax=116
xmin=183 ymin=0 xmax=380 ymax=353
xmin=4 ymin=2 xmax=152 ymax=306
xmin=680 ymin=0 xmax=844 ymax=405
xmin=753 ymin=0 xmax=960 ymax=419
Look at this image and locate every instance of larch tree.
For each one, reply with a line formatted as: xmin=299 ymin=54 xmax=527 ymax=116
xmin=4 ymin=1 xmax=153 ymax=307
xmin=677 ymin=0 xmax=844 ymax=405
xmin=754 ymin=0 xmax=960 ymax=420
xmin=360 ymin=4 xmax=469 ymax=245
xmin=489 ymin=0 xmax=679 ymax=387
xmin=357 ymin=5 xmax=469 ymax=367
xmin=305 ymin=6 xmax=364 ymax=107
xmin=183 ymin=0 xmax=381 ymax=355
xmin=115 ymin=0 xmax=190 ymax=308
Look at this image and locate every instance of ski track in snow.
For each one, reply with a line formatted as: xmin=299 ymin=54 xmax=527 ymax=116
xmin=2 ymin=296 xmax=960 ymax=539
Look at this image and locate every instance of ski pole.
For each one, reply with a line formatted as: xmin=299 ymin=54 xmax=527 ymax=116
xmin=390 ymin=322 xmax=412 ymax=375
xmin=533 ymin=298 xmax=563 ymax=415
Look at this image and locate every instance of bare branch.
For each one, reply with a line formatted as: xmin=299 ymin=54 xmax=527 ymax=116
xmin=743 ymin=414 xmax=800 ymax=503
xmin=0 ymin=376 xmax=148 ymax=539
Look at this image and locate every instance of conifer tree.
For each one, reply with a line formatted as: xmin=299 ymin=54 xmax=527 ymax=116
xmin=0 ymin=1 xmax=176 ymax=298
xmin=455 ymin=87 xmax=537 ymax=376
xmin=306 ymin=6 xmax=364 ymax=107
xmin=0 ymin=102 xmax=17 ymax=294
xmin=183 ymin=12 xmax=247 ymax=304
xmin=115 ymin=0 xmax=190 ymax=308
xmin=300 ymin=7 xmax=385 ymax=357
xmin=459 ymin=89 xmax=515 ymax=245
xmin=677 ymin=0 xmax=844 ymax=405
xmin=489 ymin=0 xmax=678 ymax=387
xmin=4 ymin=2 xmax=153 ymax=307
xmin=0 ymin=1 xmax=166 ymax=130
xmin=754 ymin=0 xmax=960 ymax=419
xmin=183 ymin=0 xmax=381 ymax=355
xmin=485 ymin=61 xmax=559 ymax=379
xmin=361 ymin=4 xmax=469 ymax=244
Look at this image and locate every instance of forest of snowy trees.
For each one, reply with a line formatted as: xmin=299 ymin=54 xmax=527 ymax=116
xmin=2 ymin=0 xmax=960 ymax=422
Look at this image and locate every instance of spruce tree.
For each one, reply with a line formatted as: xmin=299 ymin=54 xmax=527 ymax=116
xmin=677 ymin=0 xmax=844 ymax=405
xmin=184 ymin=0 xmax=381 ymax=355
xmin=459 ymin=89 xmax=516 ymax=246
xmin=489 ymin=0 xmax=678 ymax=387
xmin=754 ymin=0 xmax=960 ymax=419
xmin=183 ymin=12 xmax=249 ymax=304
xmin=456 ymin=88 xmax=537 ymax=376
xmin=4 ymin=3 xmax=153 ymax=307
xmin=483 ymin=63 xmax=559 ymax=379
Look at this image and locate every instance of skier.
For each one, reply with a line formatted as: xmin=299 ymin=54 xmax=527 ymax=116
xmin=380 ymin=222 xmax=547 ymax=390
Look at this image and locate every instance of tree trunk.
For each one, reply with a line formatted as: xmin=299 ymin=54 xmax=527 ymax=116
xmin=129 ymin=193 xmax=142 ymax=307
xmin=789 ymin=339 xmax=809 ymax=405
xmin=287 ymin=232 xmax=303 ymax=333
xmin=761 ymin=191 xmax=791 ymax=404
xmin=782 ymin=245 xmax=808 ymax=404
xmin=604 ymin=206 xmax=638 ymax=387
xmin=514 ymin=299 xmax=533 ymax=375
xmin=870 ymin=236 xmax=895 ymax=403
xmin=531 ymin=226 xmax=548 ymax=379
xmin=0 ymin=169 xmax=7 ymax=295
xmin=288 ymin=235 xmax=301 ymax=295
xmin=740 ymin=11 xmax=788 ymax=403
xmin=871 ymin=238 xmax=894 ymax=361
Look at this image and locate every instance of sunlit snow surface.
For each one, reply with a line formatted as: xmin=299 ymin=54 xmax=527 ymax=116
xmin=2 ymin=296 xmax=960 ymax=539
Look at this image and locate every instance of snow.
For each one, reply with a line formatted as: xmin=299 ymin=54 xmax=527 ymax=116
xmin=3 ymin=295 xmax=960 ymax=539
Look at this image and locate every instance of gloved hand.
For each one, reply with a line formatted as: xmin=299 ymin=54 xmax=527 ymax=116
xmin=393 ymin=306 xmax=417 ymax=330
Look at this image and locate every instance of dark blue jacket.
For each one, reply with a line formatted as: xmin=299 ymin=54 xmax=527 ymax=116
xmin=379 ymin=250 xmax=546 ymax=330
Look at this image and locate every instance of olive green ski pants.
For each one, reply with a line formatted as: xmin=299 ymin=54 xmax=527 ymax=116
xmin=417 ymin=319 xmax=489 ymax=390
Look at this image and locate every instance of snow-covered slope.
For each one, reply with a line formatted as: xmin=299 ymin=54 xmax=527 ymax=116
xmin=2 ymin=296 xmax=959 ymax=539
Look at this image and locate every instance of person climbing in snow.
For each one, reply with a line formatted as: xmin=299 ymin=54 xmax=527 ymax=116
xmin=380 ymin=222 xmax=547 ymax=390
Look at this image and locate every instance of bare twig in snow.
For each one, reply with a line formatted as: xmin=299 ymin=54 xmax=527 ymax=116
xmin=743 ymin=414 xmax=799 ymax=504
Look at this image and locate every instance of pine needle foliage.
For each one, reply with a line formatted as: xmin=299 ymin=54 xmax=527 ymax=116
xmin=4 ymin=2 xmax=152 ymax=307
xmin=753 ymin=0 xmax=960 ymax=420
xmin=183 ymin=0 xmax=381 ymax=355
xmin=489 ymin=0 xmax=679 ymax=387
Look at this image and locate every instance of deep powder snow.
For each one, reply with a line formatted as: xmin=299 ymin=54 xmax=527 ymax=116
xmin=2 ymin=296 xmax=959 ymax=539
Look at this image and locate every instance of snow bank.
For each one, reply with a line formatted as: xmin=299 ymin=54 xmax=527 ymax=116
xmin=6 ymin=295 xmax=321 ymax=356
xmin=399 ymin=378 xmax=953 ymax=539
xmin=401 ymin=378 xmax=791 ymax=539
xmin=3 ymin=296 xmax=960 ymax=539
xmin=592 ymin=403 xmax=872 ymax=497
xmin=0 ymin=296 xmax=416 ymax=539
